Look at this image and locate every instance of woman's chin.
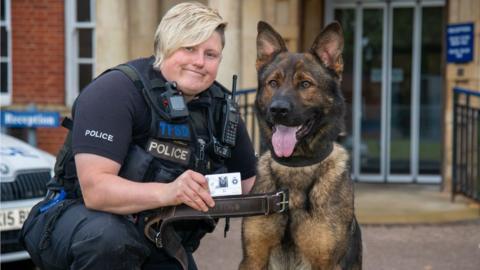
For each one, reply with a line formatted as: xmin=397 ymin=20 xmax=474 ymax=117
xmin=177 ymin=81 xmax=211 ymax=95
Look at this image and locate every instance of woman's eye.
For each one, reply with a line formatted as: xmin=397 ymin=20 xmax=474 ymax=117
xmin=184 ymin=47 xmax=195 ymax=52
xmin=300 ymin=81 xmax=311 ymax=89
xmin=268 ymin=80 xmax=278 ymax=88
xmin=205 ymin=52 xmax=220 ymax=60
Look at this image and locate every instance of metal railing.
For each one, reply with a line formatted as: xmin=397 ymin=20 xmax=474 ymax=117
xmin=235 ymin=89 xmax=262 ymax=153
xmin=452 ymin=87 xmax=480 ymax=202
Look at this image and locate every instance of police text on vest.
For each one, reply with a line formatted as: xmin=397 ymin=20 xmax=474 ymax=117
xmin=147 ymin=139 xmax=191 ymax=165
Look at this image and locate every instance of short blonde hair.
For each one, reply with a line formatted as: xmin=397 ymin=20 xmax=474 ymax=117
xmin=153 ymin=2 xmax=227 ymax=69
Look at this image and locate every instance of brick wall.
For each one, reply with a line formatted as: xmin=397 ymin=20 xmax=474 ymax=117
xmin=37 ymin=127 xmax=68 ymax=155
xmin=11 ymin=0 xmax=66 ymax=155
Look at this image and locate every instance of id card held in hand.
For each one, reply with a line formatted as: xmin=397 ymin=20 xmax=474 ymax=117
xmin=206 ymin=172 xmax=242 ymax=197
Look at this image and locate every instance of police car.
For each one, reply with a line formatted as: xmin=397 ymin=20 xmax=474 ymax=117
xmin=0 ymin=133 xmax=55 ymax=263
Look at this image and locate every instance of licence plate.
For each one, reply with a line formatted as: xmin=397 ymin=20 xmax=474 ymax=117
xmin=0 ymin=207 xmax=31 ymax=231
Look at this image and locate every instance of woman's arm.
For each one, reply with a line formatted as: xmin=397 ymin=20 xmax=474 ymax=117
xmin=75 ymin=153 xmax=215 ymax=215
xmin=242 ymin=176 xmax=255 ymax=194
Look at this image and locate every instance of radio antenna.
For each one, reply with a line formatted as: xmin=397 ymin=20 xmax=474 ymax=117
xmin=231 ymin=74 xmax=238 ymax=101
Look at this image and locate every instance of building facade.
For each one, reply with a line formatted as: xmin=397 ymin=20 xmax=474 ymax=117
xmin=1 ymin=0 xmax=479 ymax=190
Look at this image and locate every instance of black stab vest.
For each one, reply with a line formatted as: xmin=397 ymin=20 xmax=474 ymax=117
xmin=49 ymin=56 xmax=233 ymax=196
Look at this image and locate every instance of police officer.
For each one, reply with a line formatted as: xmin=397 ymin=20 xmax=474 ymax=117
xmin=20 ymin=2 xmax=256 ymax=270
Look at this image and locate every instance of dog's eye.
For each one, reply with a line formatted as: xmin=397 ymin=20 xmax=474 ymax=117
xmin=300 ymin=81 xmax=312 ymax=89
xmin=268 ymin=80 xmax=279 ymax=88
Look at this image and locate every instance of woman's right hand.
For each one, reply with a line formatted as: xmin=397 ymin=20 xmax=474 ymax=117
xmin=168 ymin=170 xmax=215 ymax=212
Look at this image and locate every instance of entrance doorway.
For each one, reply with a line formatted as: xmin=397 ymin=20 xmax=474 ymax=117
xmin=328 ymin=1 xmax=444 ymax=183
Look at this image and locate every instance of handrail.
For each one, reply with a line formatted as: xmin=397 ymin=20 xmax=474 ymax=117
xmin=235 ymin=88 xmax=256 ymax=96
xmin=452 ymin=87 xmax=480 ymax=203
xmin=453 ymin=87 xmax=480 ymax=97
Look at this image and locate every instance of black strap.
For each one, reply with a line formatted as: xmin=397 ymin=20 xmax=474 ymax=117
xmin=114 ymin=64 xmax=145 ymax=91
xmin=61 ymin=117 xmax=73 ymax=130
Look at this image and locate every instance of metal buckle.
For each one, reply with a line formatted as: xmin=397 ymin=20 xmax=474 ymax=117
xmin=275 ymin=190 xmax=289 ymax=213
xmin=154 ymin=230 xmax=163 ymax=248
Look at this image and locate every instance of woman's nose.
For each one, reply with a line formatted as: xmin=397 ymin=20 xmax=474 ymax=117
xmin=192 ymin=52 xmax=205 ymax=67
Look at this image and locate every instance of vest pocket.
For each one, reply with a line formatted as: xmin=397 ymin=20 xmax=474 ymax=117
xmin=119 ymin=144 xmax=154 ymax=182
xmin=149 ymin=160 xmax=184 ymax=183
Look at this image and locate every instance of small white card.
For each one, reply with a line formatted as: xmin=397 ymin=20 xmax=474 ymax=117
xmin=206 ymin=172 xmax=242 ymax=197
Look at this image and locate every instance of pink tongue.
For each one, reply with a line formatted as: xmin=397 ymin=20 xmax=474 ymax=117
xmin=272 ymin=125 xmax=298 ymax=157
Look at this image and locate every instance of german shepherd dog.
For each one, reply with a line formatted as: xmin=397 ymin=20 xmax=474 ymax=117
xmin=240 ymin=21 xmax=362 ymax=270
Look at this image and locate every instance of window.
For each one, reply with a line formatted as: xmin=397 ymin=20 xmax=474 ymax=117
xmin=65 ymin=0 xmax=95 ymax=106
xmin=1 ymin=0 xmax=11 ymax=105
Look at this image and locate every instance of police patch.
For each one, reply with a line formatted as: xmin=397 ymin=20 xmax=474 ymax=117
xmin=157 ymin=121 xmax=191 ymax=141
xmin=146 ymin=139 xmax=191 ymax=165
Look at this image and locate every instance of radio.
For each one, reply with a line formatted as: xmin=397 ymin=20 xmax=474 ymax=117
xmin=219 ymin=75 xmax=240 ymax=146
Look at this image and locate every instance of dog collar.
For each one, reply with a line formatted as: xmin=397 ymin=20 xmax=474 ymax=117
xmin=271 ymin=142 xmax=334 ymax=167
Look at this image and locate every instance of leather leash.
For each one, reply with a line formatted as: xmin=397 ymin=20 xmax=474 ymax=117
xmin=144 ymin=189 xmax=289 ymax=249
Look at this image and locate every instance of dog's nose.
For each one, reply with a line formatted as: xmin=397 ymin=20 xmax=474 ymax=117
xmin=269 ymin=100 xmax=291 ymax=118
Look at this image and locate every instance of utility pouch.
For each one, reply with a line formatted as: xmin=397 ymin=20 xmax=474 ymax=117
xmin=119 ymin=144 xmax=154 ymax=182
xmin=147 ymin=159 xmax=184 ymax=183
xmin=119 ymin=144 xmax=185 ymax=183
xmin=48 ymin=118 xmax=81 ymax=197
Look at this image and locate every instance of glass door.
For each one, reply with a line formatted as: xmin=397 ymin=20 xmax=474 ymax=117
xmin=360 ymin=7 xmax=385 ymax=177
xmin=418 ymin=6 xmax=444 ymax=181
xmin=388 ymin=5 xmax=414 ymax=181
xmin=332 ymin=1 xmax=444 ymax=183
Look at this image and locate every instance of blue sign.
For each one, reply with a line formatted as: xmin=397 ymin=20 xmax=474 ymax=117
xmin=0 ymin=111 xmax=60 ymax=128
xmin=447 ymin=23 xmax=474 ymax=63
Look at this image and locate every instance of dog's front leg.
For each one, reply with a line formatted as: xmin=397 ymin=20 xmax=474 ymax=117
xmin=239 ymin=213 xmax=287 ymax=270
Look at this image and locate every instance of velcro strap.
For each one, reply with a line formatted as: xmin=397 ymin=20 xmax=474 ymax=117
xmin=61 ymin=117 xmax=73 ymax=130
xmin=144 ymin=189 xmax=289 ymax=248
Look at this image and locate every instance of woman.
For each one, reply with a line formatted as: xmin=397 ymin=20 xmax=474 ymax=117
xmin=20 ymin=2 xmax=256 ymax=269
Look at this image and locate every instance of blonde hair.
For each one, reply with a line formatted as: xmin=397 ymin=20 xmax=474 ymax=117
xmin=153 ymin=2 xmax=227 ymax=69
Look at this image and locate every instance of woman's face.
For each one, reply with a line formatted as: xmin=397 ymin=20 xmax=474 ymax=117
xmin=160 ymin=32 xmax=223 ymax=100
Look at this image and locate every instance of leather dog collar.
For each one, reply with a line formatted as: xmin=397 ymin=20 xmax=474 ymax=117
xmin=271 ymin=142 xmax=334 ymax=167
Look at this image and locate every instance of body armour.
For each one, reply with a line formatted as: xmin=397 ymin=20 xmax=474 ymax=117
xmin=49 ymin=56 xmax=237 ymax=198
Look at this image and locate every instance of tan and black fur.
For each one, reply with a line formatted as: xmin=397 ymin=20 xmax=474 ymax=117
xmin=240 ymin=21 xmax=362 ymax=270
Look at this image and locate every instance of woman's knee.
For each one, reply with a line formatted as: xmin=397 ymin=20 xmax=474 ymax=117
xmin=70 ymin=212 xmax=150 ymax=268
xmin=74 ymin=212 xmax=146 ymax=251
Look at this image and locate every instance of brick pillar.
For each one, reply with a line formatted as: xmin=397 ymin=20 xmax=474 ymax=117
xmin=11 ymin=0 xmax=66 ymax=155
xmin=11 ymin=0 xmax=65 ymax=104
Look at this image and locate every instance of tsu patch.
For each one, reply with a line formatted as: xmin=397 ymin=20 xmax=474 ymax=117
xmin=157 ymin=121 xmax=191 ymax=141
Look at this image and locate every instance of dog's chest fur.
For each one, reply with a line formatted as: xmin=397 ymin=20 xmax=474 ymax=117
xmin=256 ymin=143 xmax=352 ymax=213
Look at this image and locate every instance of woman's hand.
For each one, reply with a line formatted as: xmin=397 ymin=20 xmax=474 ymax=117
xmin=168 ymin=170 xmax=215 ymax=212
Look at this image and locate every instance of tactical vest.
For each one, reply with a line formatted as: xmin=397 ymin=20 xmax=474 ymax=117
xmin=49 ymin=56 xmax=236 ymax=198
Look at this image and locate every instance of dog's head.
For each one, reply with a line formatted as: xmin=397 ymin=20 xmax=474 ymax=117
xmin=255 ymin=21 xmax=345 ymax=159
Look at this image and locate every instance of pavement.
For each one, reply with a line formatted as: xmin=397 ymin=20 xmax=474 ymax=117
xmin=194 ymin=183 xmax=480 ymax=269
xmin=354 ymin=183 xmax=480 ymax=224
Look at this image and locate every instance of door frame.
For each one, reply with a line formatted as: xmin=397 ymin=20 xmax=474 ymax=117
xmin=326 ymin=0 xmax=444 ymax=183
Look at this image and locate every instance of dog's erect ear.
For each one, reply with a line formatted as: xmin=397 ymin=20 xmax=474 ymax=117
xmin=310 ymin=21 xmax=344 ymax=75
xmin=256 ymin=21 xmax=288 ymax=70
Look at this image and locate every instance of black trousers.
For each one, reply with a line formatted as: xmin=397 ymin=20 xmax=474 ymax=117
xmin=20 ymin=201 xmax=198 ymax=270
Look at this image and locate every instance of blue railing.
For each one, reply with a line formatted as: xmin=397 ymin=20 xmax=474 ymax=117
xmin=452 ymin=87 xmax=480 ymax=202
